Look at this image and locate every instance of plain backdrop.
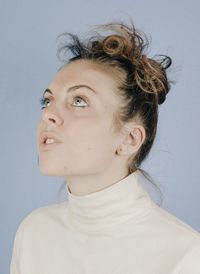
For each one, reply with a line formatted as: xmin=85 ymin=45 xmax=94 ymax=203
xmin=1 ymin=1 xmax=200 ymax=273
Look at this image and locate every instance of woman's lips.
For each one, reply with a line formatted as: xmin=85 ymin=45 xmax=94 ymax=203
xmin=39 ymin=141 xmax=61 ymax=150
xmin=39 ymin=131 xmax=62 ymax=150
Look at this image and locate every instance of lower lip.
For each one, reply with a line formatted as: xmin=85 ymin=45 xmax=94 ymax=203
xmin=39 ymin=142 xmax=61 ymax=150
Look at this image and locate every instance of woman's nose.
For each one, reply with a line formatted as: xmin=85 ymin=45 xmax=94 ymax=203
xmin=42 ymin=109 xmax=63 ymax=126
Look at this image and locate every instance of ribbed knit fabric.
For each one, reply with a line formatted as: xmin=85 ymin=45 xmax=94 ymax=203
xmin=10 ymin=170 xmax=200 ymax=274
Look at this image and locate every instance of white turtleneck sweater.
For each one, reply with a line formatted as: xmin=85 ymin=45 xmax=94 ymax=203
xmin=10 ymin=170 xmax=200 ymax=274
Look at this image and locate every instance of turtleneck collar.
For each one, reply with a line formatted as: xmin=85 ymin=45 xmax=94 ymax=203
xmin=66 ymin=169 xmax=154 ymax=235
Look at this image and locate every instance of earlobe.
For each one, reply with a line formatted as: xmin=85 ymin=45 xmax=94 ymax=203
xmin=116 ymin=143 xmax=131 ymax=155
xmin=116 ymin=146 xmax=122 ymax=155
xmin=117 ymin=126 xmax=145 ymax=156
xmin=115 ymin=123 xmax=146 ymax=156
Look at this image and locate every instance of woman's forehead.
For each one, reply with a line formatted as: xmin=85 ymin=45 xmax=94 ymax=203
xmin=53 ymin=59 xmax=119 ymax=91
xmin=46 ymin=59 xmax=121 ymax=110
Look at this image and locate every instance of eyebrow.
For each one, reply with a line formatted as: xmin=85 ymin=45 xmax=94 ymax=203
xmin=43 ymin=84 xmax=97 ymax=97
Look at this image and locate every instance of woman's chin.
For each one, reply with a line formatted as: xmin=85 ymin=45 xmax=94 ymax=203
xmin=38 ymin=165 xmax=63 ymax=176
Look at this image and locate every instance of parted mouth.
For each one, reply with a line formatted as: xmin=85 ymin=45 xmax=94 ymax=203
xmin=40 ymin=131 xmax=62 ymax=145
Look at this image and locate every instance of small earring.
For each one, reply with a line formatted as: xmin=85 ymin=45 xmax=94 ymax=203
xmin=117 ymin=147 xmax=122 ymax=154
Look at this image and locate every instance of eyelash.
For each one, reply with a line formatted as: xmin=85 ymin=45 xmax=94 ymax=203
xmin=39 ymin=96 xmax=88 ymax=110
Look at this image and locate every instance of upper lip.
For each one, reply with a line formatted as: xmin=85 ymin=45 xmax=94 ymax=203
xmin=40 ymin=131 xmax=62 ymax=144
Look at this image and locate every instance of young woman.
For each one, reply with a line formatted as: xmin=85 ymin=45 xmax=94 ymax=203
xmin=10 ymin=20 xmax=200 ymax=274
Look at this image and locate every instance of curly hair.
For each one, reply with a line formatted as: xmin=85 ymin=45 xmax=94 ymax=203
xmin=56 ymin=19 xmax=172 ymax=205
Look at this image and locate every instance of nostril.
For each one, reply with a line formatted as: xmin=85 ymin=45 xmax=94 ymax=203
xmin=48 ymin=118 xmax=56 ymax=123
xmin=44 ymin=111 xmax=63 ymax=125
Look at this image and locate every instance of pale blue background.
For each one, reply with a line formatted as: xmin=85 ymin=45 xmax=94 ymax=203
xmin=1 ymin=1 xmax=200 ymax=273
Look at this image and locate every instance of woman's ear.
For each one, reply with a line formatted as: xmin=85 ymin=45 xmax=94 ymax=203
xmin=116 ymin=124 xmax=146 ymax=156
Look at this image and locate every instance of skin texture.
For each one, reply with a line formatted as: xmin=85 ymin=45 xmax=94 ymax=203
xmin=36 ymin=59 xmax=146 ymax=196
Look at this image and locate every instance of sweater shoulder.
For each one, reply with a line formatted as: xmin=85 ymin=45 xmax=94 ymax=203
xmin=171 ymin=239 xmax=200 ymax=273
xmin=149 ymin=201 xmax=200 ymax=240
xmin=15 ymin=201 xmax=69 ymax=235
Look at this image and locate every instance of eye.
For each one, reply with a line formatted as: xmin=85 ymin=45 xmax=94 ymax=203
xmin=72 ymin=96 xmax=88 ymax=108
xmin=39 ymin=96 xmax=88 ymax=110
xmin=39 ymin=97 xmax=50 ymax=109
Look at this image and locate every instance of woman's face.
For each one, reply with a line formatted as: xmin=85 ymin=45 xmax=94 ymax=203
xmin=37 ymin=59 xmax=123 ymax=177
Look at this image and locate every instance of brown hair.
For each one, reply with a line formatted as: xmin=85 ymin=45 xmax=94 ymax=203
xmin=56 ymin=19 xmax=172 ymax=205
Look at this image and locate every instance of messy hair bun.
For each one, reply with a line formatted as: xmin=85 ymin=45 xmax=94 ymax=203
xmin=57 ymin=20 xmax=173 ymax=205
xmin=57 ymin=21 xmax=172 ymax=106
xmin=91 ymin=24 xmax=171 ymax=106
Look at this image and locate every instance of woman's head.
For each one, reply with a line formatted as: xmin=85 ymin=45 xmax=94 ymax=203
xmin=37 ymin=59 xmax=136 ymax=177
xmin=37 ymin=20 xmax=172 ymax=194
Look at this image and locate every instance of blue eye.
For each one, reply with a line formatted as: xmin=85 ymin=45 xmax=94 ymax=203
xmin=39 ymin=97 xmax=50 ymax=110
xmin=39 ymin=96 xmax=88 ymax=110
xmin=72 ymin=96 xmax=88 ymax=108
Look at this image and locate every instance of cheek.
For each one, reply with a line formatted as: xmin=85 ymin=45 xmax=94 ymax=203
xmin=61 ymin=116 xmax=116 ymax=160
xmin=64 ymin=115 xmax=114 ymax=145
